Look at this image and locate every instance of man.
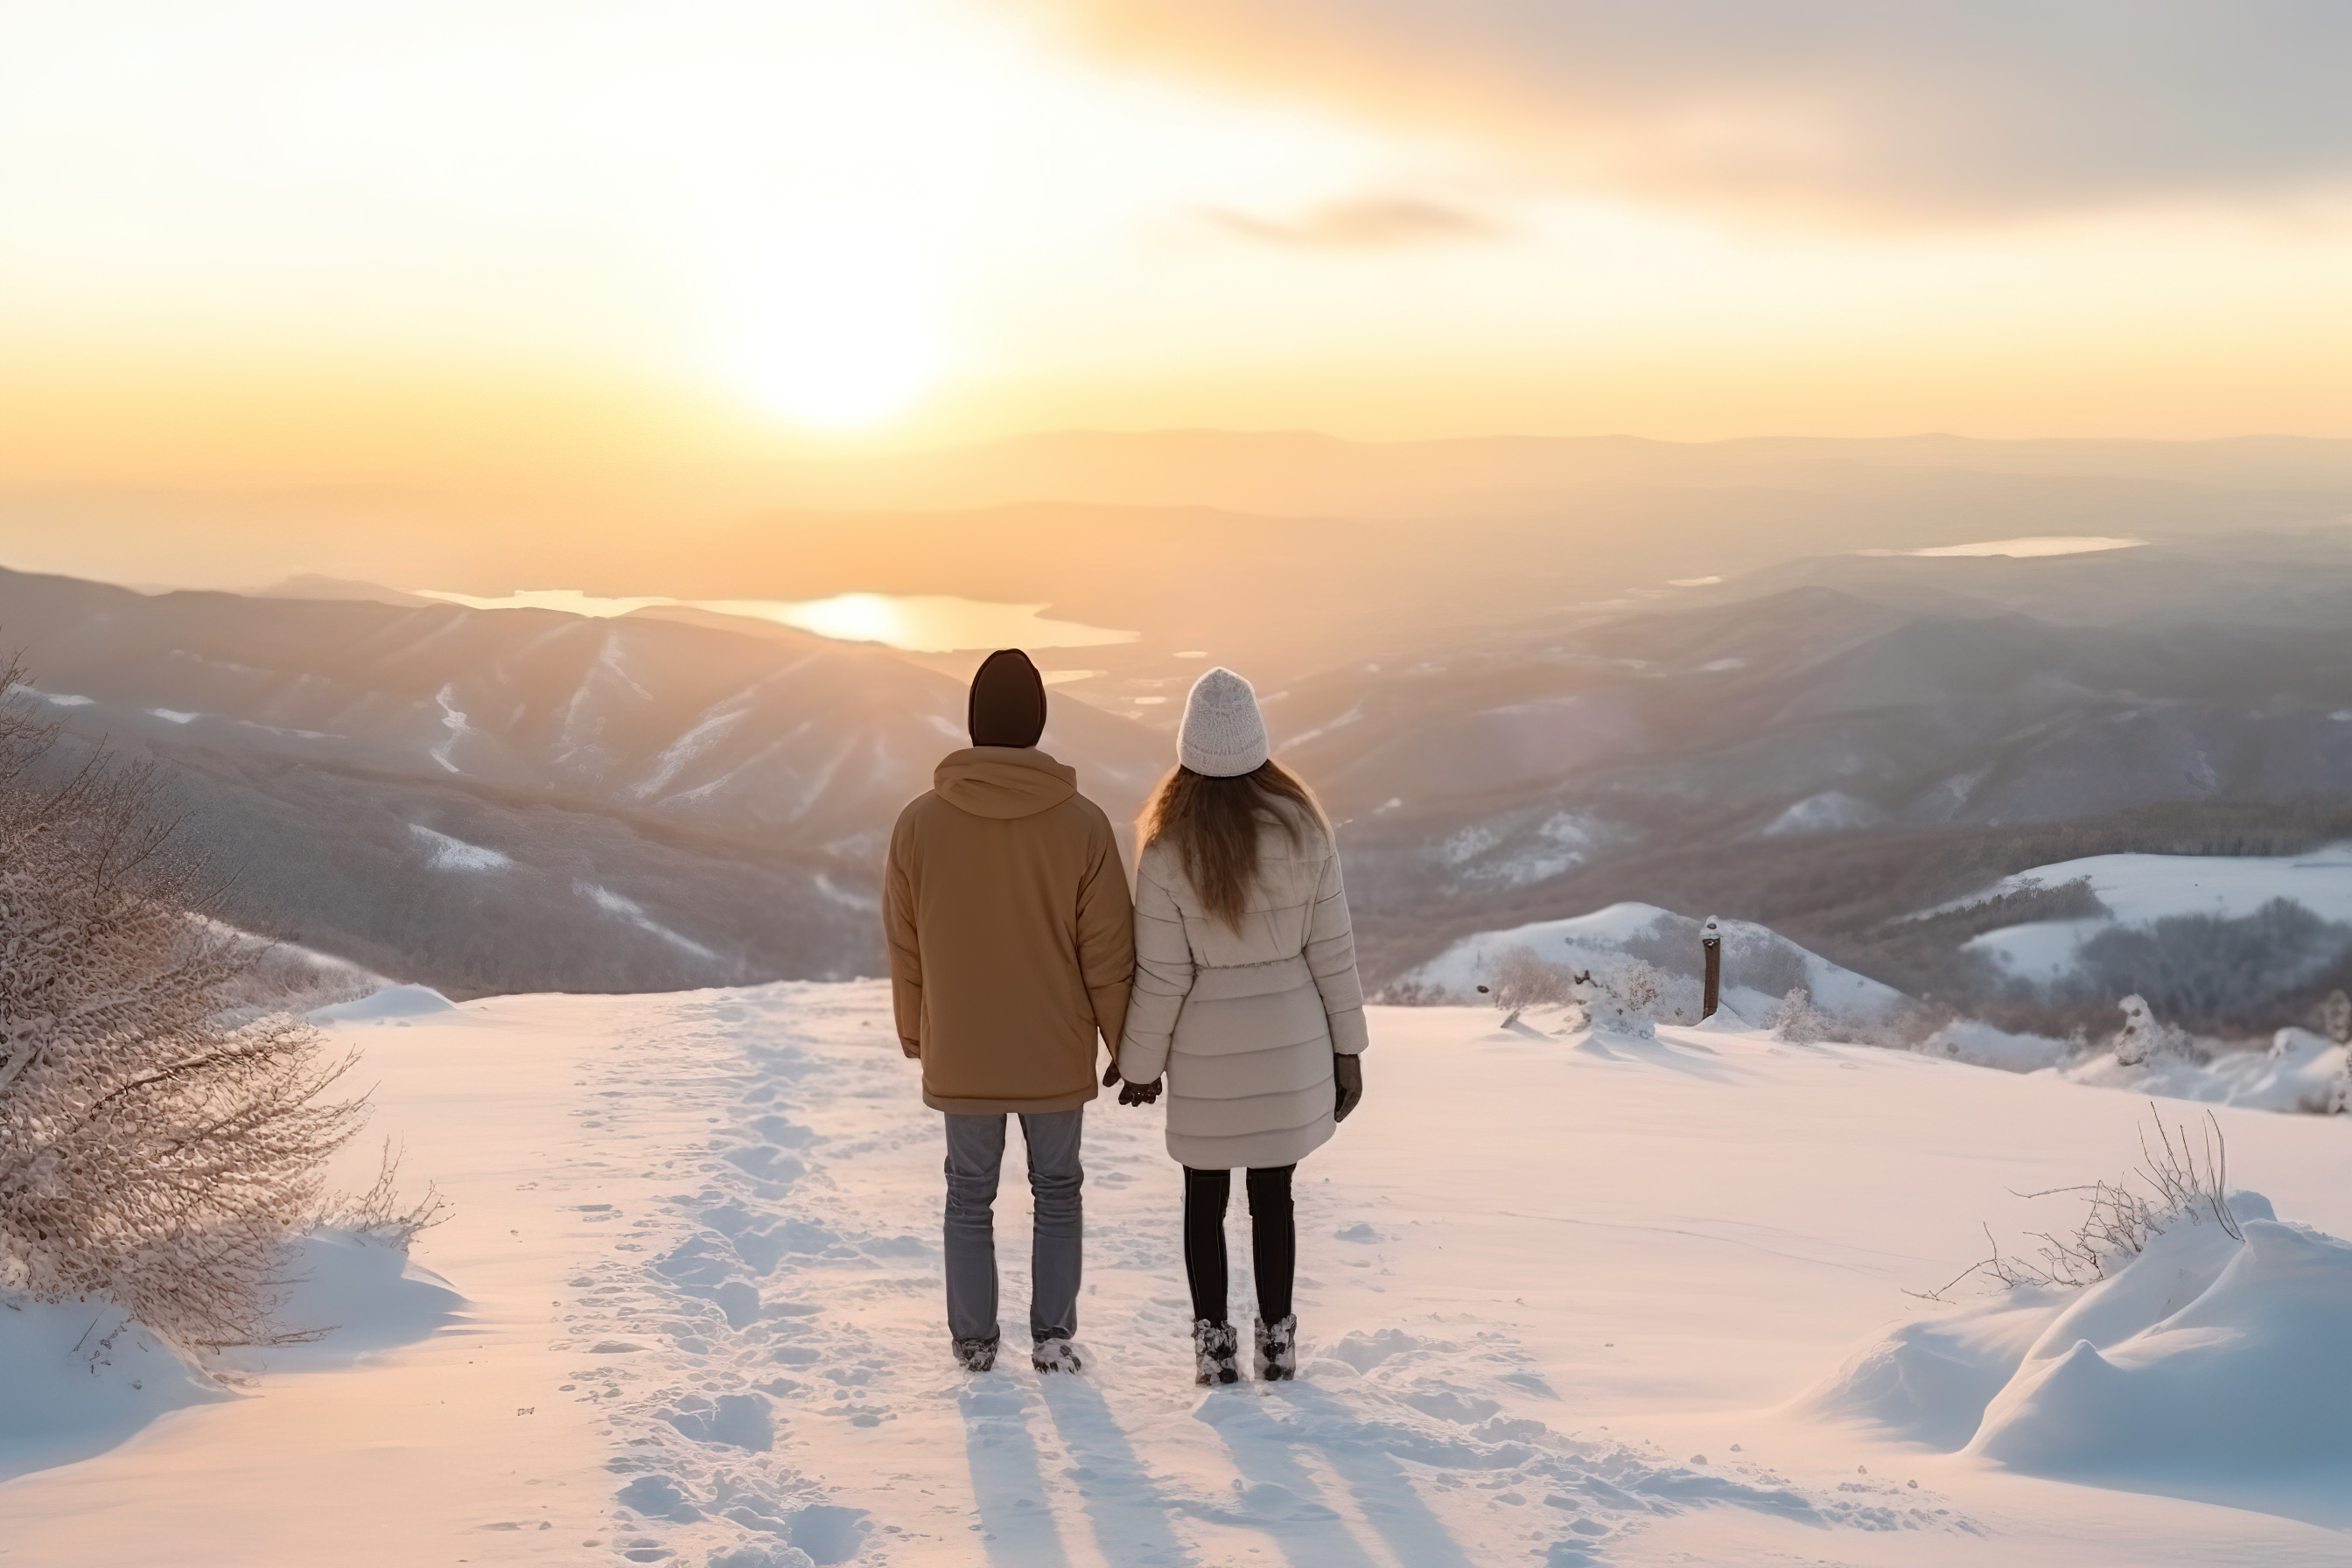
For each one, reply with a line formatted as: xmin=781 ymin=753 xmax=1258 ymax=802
xmin=882 ymin=648 xmax=1134 ymax=1373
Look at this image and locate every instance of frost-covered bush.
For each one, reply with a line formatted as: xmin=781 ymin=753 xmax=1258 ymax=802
xmin=1486 ymin=947 xmax=1584 ymax=1015
xmin=1772 ymin=988 xmax=1832 ymax=1045
xmin=1474 ymin=947 xmax=1709 ymax=1034
xmin=2109 ymin=994 xmax=2200 ymax=1068
xmin=1921 ymin=1108 xmax=2244 ymax=1298
xmin=2320 ymin=989 xmax=2352 ymax=1046
xmin=207 ymin=932 xmax=382 ymax=1026
xmin=0 ymin=677 xmax=404 ymax=1353
xmin=1579 ymin=957 xmax=1704 ymax=1038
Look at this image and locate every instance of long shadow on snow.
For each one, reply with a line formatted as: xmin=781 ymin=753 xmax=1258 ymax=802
xmin=960 ymin=1382 xmax=1075 ymax=1568
xmin=1036 ymin=1376 xmax=1207 ymax=1568
xmin=1197 ymin=1384 xmax=1478 ymax=1568
xmin=1568 ymin=1032 xmax=1744 ymax=1085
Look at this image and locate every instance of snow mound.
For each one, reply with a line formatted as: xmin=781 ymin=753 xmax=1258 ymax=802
xmin=220 ymin=1228 xmax=465 ymax=1373
xmin=206 ymin=926 xmax=397 ymax=1024
xmin=1920 ymin=1022 xmax=2348 ymax=1114
xmin=2059 ymin=1027 xmax=2348 ymax=1115
xmin=308 ymin=984 xmax=456 ymax=1023
xmin=1811 ymin=1191 xmax=2352 ymax=1521
xmin=0 ymin=1228 xmax=459 ymax=1483
xmin=1399 ymin=902 xmax=1907 ymax=1025
xmin=0 ymin=1297 xmax=230 ymax=1484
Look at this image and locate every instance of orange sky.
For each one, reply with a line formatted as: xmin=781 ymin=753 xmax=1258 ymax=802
xmin=4 ymin=0 xmax=2352 ymax=492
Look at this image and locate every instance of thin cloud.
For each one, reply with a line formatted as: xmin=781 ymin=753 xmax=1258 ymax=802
xmin=1200 ymin=196 xmax=1504 ymax=248
xmin=1018 ymin=1 xmax=2352 ymax=221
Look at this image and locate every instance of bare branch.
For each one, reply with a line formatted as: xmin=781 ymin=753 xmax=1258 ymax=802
xmin=1923 ymin=1103 xmax=2244 ymax=1298
xmin=0 ymin=657 xmax=424 ymax=1356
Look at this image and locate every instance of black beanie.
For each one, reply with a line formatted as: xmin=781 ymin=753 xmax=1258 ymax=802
xmin=968 ymin=648 xmax=1046 ymax=748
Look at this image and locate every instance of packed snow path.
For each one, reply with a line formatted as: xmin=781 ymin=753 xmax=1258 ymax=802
xmin=567 ymin=988 xmax=1908 ymax=1568
xmin=4 ymin=986 xmax=2351 ymax=1566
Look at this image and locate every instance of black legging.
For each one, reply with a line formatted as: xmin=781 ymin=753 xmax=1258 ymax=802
xmin=1183 ymin=1165 xmax=1296 ymax=1326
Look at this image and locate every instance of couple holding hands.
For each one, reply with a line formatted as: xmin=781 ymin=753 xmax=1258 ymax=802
xmin=883 ymin=650 xmax=1368 ymax=1386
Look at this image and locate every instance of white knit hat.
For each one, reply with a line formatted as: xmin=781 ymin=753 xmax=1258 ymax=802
xmin=1178 ymin=667 xmax=1269 ymax=777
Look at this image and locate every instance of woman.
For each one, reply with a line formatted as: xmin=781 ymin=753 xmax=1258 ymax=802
xmin=1115 ymin=667 xmax=1368 ymax=1384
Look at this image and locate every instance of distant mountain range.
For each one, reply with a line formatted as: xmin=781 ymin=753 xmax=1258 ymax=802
xmin=9 ymin=436 xmax=2352 ymax=1028
xmin=1265 ymin=536 xmax=2352 ymax=1029
xmin=0 ymin=569 xmax=1164 ymax=995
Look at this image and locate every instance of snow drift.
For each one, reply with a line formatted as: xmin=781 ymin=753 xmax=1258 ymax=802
xmin=0 ymin=1294 xmax=229 ymax=1484
xmin=1810 ymin=1190 xmax=2352 ymax=1522
xmin=1922 ymin=1019 xmax=2348 ymax=1116
xmin=0 ymin=1228 xmax=460 ymax=1484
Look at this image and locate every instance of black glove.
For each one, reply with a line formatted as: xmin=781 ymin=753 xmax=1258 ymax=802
xmin=1334 ymin=1053 xmax=1363 ymax=1124
xmin=1118 ymin=1076 xmax=1163 ymax=1107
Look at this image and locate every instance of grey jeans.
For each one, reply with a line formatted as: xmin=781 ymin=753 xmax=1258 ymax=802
xmin=942 ymin=1108 xmax=1083 ymax=1346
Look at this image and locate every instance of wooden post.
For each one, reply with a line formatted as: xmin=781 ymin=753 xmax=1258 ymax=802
xmin=1701 ymin=916 xmax=1722 ymax=1019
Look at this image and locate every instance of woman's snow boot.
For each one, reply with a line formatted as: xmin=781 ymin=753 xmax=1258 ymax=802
xmin=1193 ymin=1320 xmax=1240 ymax=1385
xmin=1255 ymin=1315 xmax=1298 ymax=1381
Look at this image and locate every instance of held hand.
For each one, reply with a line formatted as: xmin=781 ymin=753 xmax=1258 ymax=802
xmin=1333 ymin=1053 xmax=1363 ymax=1123
xmin=1117 ymin=1076 xmax=1163 ymax=1108
xmin=901 ymin=1038 xmax=921 ymax=1060
xmin=1102 ymin=1060 xmax=1122 ymax=1088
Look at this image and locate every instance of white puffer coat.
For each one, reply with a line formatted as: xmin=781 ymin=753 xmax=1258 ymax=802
xmin=1117 ymin=805 xmax=1368 ymax=1169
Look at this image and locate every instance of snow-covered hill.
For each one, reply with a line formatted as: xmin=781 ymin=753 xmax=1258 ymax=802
xmin=1393 ymin=901 xmax=1909 ymax=1025
xmin=1956 ymin=844 xmax=2352 ymax=984
xmin=8 ymin=986 xmax=2351 ymax=1566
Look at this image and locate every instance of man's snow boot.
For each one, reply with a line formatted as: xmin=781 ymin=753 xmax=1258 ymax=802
xmin=1193 ymin=1319 xmax=1240 ymax=1386
xmin=954 ymin=1335 xmax=998 ymax=1373
xmin=1255 ymin=1315 xmax=1298 ymax=1382
xmin=1032 ymin=1337 xmax=1084 ymax=1374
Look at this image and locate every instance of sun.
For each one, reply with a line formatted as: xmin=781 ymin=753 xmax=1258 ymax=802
xmin=736 ymin=220 xmax=942 ymax=430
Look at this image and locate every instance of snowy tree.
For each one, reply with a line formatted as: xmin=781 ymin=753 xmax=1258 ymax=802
xmin=0 ymin=672 xmax=388 ymax=1353
xmin=1772 ymin=988 xmax=1832 ymax=1045
xmin=1486 ymin=947 xmax=1583 ymax=1018
xmin=1580 ymin=959 xmax=1676 ymax=1039
xmin=2321 ymin=989 xmax=2352 ymax=1046
xmin=2109 ymin=994 xmax=2191 ymax=1068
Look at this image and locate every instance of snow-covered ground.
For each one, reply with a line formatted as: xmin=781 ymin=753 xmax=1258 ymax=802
xmin=5 ymin=987 xmax=2352 ymax=1566
xmin=1957 ymin=844 xmax=2352 ymax=981
xmin=1926 ymin=1018 xmax=2349 ymax=1114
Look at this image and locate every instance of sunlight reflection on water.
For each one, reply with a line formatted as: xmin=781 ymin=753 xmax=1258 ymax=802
xmin=1859 ymin=536 xmax=2146 ymax=559
xmin=414 ymin=589 xmax=1136 ymax=652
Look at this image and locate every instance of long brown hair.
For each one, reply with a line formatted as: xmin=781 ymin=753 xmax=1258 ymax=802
xmin=1140 ymin=760 xmax=1328 ymax=928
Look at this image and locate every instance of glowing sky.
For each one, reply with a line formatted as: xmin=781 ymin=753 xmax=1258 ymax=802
xmin=4 ymin=0 xmax=2351 ymax=487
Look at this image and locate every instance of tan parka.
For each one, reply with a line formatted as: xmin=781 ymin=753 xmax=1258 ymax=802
xmin=883 ymin=747 xmax=1134 ymax=1114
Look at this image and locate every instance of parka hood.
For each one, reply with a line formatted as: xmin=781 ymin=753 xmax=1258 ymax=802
xmin=934 ymin=746 xmax=1077 ymax=820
